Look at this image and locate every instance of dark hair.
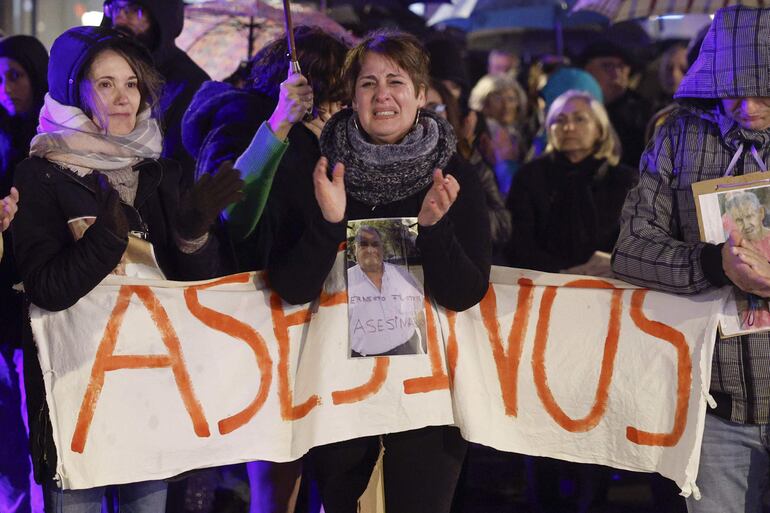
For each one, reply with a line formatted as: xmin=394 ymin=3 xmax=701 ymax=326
xmin=78 ymin=43 xmax=163 ymax=130
xmin=343 ymin=30 xmax=430 ymax=100
xmin=250 ymin=26 xmax=349 ymax=106
xmin=428 ymin=77 xmax=462 ymax=138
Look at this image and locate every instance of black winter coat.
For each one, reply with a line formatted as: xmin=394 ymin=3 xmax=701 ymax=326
xmin=0 ymin=114 xmax=38 ymax=349
xmin=505 ymin=152 xmax=638 ymax=272
xmin=266 ymin=151 xmax=492 ymax=312
xmin=12 ymin=156 xmax=222 ymax=481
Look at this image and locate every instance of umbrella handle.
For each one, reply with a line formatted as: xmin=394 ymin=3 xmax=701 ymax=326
xmin=288 ymin=60 xmax=316 ymax=122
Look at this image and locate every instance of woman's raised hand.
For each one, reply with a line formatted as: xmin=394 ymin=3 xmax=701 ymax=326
xmin=418 ymin=169 xmax=459 ymax=227
xmin=313 ymin=156 xmax=346 ymax=223
xmin=0 ymin=187 xmax=19 ymax=233
xmin=268 ymin=66 xmax=314 ymax=140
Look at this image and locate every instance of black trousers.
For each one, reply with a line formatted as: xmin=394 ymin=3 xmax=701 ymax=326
xmin=309 ymin=426 xmax=467 ymax=513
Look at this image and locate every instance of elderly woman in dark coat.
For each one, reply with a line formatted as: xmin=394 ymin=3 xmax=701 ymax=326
xmin=505 ymin=89 xmax=637 ymax=277
xmin=505 ymin=89 xmax=637 ymax=513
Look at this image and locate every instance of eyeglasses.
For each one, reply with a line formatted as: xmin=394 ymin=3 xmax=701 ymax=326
xmin=358 ymin=240 xmax=381 ymax=248
xmin=425 ymin=102 xmax=447 ymax=114
xmin=551 ymin=113 xmax=593 ymax=129
xmin=104 ymin=1 xmax=145 ymax=20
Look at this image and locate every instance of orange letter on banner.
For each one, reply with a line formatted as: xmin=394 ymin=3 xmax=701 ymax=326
xmin=626 ymin=289 xmax=691 ymax=446
xmin=480 ymin=279 xmax=534 ymax=416
xmin=71 ymin=285 xmax=210 ymax=453
xmin=270 ymin=292 xmax=321 ymax=420
xmin=185 ymin=274 xmax=273 ymax=435
xmin=332 ymin=358 xmax=390 ymax=405
xmin=445 ymin=310 xmax=458 ymax=385
xmin=532 ymin=279 xmax=622 ymax=432
xmin=403 ymin=295 xmax=450 ymax=394
xmin=328 ymin=277 xmax=388 ymax=405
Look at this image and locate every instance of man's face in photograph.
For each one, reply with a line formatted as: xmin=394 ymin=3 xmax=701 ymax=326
xmin=356 ymin=230 xmax=384 ymax=274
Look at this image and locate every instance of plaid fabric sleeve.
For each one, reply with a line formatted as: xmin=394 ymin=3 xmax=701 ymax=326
xmin=612 ymin=120 xmax=714 ymax=295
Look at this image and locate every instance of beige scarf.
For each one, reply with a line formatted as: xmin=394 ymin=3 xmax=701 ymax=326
xmin=29 ymin=93 xmax=162 ymax=174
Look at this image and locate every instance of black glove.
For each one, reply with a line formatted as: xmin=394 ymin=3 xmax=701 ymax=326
xmin=176 ymin=161 xmax=244 ymax=240
xmin=94 ymin=172 xmax=129 ymax=240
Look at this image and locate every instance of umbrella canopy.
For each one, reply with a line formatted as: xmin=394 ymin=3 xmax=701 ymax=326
xmin=177 ymin=0 xmax=353 ymax=80
xmin=428 ymin=0 xmax=605 ymax=31
xmin=426 ymin=0 xmax=605 ymax=55
xmin=572 ymin=0 xmax=764 ymax=22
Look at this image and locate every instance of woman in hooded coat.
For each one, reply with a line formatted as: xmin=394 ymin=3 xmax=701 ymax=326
xmin=12 ymin=25 xmax=241 ymax=513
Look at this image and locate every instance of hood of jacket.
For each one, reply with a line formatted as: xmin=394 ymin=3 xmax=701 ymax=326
xmin=182 ymin=80 xmax=274 ymax=161
xmin=675 ymin=5 xmax=770 ymax=100
xmin=101 ymin=0 xmax=184 ymax=67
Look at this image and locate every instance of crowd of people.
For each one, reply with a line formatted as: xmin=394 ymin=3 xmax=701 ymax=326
xmin=1 ymin=0 xmax=770 ymax=512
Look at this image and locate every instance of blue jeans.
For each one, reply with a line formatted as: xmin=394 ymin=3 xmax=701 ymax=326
xmin=686 ymin=412 xmax=770 ymax=513
xmin=43 ymin=480 xmax=167 ymax=513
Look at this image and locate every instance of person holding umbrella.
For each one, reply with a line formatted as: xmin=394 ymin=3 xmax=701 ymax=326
xmin=182 ymin=25 xmax=350 ymax=513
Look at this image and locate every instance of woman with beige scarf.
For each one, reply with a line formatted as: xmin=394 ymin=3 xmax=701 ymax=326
xmin=11 ymin=26 xmax=242 ymax=513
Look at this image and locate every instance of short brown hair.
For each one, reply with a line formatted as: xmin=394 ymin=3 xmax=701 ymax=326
xmin=78 ymin=44 xmax=163 ymax=131
xmin=343 ymin=30 xmax=430 ymax=100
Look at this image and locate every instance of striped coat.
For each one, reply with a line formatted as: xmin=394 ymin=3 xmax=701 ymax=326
xmin=613 ymin=104 xmax=770 ymax=424
xmin=613 ymin=4 xmax=770 ymax=425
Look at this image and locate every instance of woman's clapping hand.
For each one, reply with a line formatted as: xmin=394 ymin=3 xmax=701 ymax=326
xmin=0 ymin=187 xmax=19 ymax=233
xmin=313 ymin=156 xmax=346 ymax=223
xmin=418 ymin=169 xmax=459 ymax=227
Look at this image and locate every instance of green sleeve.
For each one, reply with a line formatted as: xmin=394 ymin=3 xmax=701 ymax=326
xmin=227 ymin=121 xmax=289 ymax=241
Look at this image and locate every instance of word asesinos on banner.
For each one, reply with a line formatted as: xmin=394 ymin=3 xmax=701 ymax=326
xmin=70 ymin=273 xmax=690 ymax=455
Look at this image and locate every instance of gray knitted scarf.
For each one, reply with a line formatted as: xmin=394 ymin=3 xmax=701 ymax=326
xmin=320 ymin=108 xmax=456 ymax=206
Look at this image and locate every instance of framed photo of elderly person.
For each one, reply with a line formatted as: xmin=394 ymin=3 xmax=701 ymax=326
xmin=693 ymin=172 xmax=770 ymax=336
xmin=345 ymin=218 xmax=428 ymax=358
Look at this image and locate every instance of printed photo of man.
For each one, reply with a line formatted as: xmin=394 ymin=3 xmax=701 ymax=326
xmin=347 ymin=225 xmax=426 ymax=357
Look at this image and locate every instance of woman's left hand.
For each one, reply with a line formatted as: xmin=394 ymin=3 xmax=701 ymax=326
xmin=177 ymin=162 xmax=244 ymax=240
xmin=0 ymin=187 xmax=19 ymax=232
xmin=418 ymin=169 xmax=459 ymax=227
xmin=313 ymin=156 xmax=346 ymax=223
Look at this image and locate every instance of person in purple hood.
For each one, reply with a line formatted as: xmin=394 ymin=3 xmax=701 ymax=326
xmin=614 ymin=6 xmax=770 ymax=512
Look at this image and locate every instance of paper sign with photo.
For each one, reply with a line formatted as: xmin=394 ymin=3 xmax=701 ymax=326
xmin=68 ymin=217 xmax=166 ymax=280
xmin=693 ymin=172 xmax=770 ymax=336
xmin=345 ymin=218 xmax=426 ymax=358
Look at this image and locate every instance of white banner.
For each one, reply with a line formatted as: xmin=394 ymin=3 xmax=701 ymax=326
xmin=30 ymin=261 xmax=724 ymax=495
